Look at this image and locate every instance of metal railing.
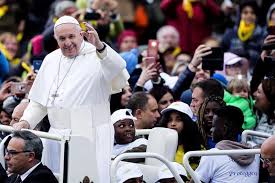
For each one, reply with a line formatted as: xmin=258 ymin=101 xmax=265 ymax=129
xmin=241 ymin=130 xmax=271 ymax=143
xmin=183 ymin=149 xmax=261 ymax=183
xmin=111 ymin=152 xmax=184 ymax=183
xmin=0 ymin=125 xmax=68 ymax=183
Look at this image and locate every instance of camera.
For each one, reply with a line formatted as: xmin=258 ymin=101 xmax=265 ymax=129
xmin=202 ymin=47 xmax=224 ymax=71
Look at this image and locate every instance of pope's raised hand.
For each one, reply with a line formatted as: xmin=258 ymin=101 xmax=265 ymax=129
xmin=80 ymin=22 xmax=104 ymax=50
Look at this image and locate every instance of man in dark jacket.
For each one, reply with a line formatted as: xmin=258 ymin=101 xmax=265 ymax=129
xmin=5 ymin=131 xmax=58 ymax=183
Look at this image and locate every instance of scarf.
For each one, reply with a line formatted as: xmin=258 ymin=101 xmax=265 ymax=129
xmin=0 ymin=5 xmax=8 ymax=18
xmin=237 ymin=20 xmax=255 ymax=42
xmin=183 ymin=0 xmax=193 ymax=18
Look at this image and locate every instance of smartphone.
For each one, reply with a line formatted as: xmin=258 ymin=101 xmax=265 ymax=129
xmin=33 ymin=60 xmax=43 ymax=73
xmin=147 ymin=39 xmax=159 ymax=61
xmin=10 ymin=82 xmax=29 ymax=95
xmin=202 ymin=47 xmax=224 ymax=71
xmin=268 ymin=25 xmax=275 ymax=35
xmin=143 ymin=57 xmax=156 ymax=67
xmin=264 ymin=56 xmax=275 ymax=78
xmin=261 ymin=26 xmax=275 ymax=50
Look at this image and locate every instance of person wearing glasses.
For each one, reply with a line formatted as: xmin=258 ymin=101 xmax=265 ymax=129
xmin=261 ymin=135 xmax=275 ymax=182
xmin=5 ymin=130 xmax=58 ymax=183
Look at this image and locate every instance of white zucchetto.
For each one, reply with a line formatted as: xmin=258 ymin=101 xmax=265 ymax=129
xmin=54 ymin=15 xmax=80 ymax=29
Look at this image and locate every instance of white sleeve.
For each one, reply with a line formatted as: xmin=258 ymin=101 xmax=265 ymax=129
xmin=20 ymin=100 xmax=48 ymax=129
xmin=195 ymin=155 xmax=216 ymax=183
xmin=111 ymin=69 xmax=130 ymax=94
xmin=99 ymin=44 xmax=127 ymax=81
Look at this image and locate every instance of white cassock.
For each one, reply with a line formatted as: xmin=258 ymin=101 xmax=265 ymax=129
xmin=20 ymin=41 xmax=129 ymax=183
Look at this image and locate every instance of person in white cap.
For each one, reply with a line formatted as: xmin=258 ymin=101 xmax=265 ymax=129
xmin=223 ymin=52 xmax=243 ymax=81
xmin=159 ymin=102 xmax=202 ymax=168
xmin=112 ymin=109 xmax=147 ymax=162
xmin=116 ymin=163 xmax=144 ymax=183
xmin=12 ymin=15 xmax=129 ymax=182
xmin=157 ymin=162 xmax=188 ymax=183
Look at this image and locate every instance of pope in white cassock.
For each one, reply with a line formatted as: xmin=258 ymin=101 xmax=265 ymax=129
xmin=13 ymin=16 xmax=129 ymax=182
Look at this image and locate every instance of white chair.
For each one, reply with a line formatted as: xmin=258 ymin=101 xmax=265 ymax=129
xmin=145 ymin=127 xmax=178 ymax=166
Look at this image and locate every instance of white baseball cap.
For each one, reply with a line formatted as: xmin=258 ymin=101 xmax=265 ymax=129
xmin=111 ymin=109 xmax=137 ymax=125
xmin=161 ymin=101 xmax=193 ymax=119
xmin=224 ymin=52 xmax=242 ymax=66
xmin=158 ymin=162 xmax=187 ymax=180
xmin=116 ymin=163 xmax=143 ymax=183
xmin=54 ymin=15 xmax=80 ymax=29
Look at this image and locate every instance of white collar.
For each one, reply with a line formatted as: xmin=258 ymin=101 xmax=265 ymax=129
xmin=20 ymin=162 xmax=41 ymax=181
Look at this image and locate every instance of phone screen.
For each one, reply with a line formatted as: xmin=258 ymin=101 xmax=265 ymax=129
xmin=202 ymin=47 xmax=224 ymax=71
xmin=10 ymin=82 xmax=29 ymax=95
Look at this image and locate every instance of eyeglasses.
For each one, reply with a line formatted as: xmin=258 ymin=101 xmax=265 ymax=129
xmin=5 ymin=150 xmax=32 ymax=157
xmin=260 ymin=157 xmax=275 ymax=165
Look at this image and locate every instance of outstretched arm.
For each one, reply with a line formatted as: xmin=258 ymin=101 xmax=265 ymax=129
xmin=13 ymin=100 xmax=47 ymax=130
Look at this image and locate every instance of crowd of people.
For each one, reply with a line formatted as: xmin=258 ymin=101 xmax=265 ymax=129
xmin=0 ymin=0 xmax=275 ymax=182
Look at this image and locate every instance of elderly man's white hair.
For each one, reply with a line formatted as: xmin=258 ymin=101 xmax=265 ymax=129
xmin=156 ymin=25 xmax=180 ymax=43
xmin=54 ymin=15 xmax=80 ymax=30
xmin=54 ymin=0 xmax=77 ymax=17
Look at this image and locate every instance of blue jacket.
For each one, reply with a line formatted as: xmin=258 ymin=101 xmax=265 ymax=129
xmin=0 ymin=51 xmax=9 ymax=84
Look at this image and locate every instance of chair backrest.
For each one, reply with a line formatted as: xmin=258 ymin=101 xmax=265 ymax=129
xmin=66 ymin=135 xmax=99 ymax=183
xmin=0 ymin=135 xmax=11 ymax=168
xmin=145 ymin=127 xmax=178 ymax=166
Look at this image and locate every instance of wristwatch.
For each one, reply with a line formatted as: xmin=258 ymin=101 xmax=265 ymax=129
xmin=96 ymin=43 xmax=106 ymax=53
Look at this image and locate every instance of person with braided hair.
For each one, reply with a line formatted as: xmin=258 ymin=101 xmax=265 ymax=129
xmin=197 ymin=95 xmax=226 ymax=149
xmin=191 ymin=106 xmax=260 ymax=183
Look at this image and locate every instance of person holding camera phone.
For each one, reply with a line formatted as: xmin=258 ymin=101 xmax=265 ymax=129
xmin=250 ymin=34 xmax=275 ymax=94
xmin=249 ymin=33 xmax=275 ymax=145
xmin=12 ymin=15 xmax=129 ymax=183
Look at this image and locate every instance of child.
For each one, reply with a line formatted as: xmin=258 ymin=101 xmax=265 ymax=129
xmin=112 ymin=109 xmax=147 ymax=162
xmin=159 ymin=102 xmax=202 ymax=168
xmin=157 ymin=162 xmax=188 ymax=183
xmin=224 ymin=77 xmax=256 ymax=130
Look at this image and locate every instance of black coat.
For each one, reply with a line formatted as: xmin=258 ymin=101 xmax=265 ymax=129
xmin=0 ymin=163 xmax=7 ymax=183
xmin=7 ymin=163 xmax=58 ymax=183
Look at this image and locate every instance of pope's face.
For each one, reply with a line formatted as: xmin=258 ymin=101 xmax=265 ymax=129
xmin=54 ymin=24 xmax=83 ymax=58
